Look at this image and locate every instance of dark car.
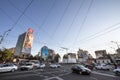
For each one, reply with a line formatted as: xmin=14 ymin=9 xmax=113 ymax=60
xmin=84 ymin=64 xmax=94 ymax=70
xmin=71 ymin=64 xmax=91 ymax=75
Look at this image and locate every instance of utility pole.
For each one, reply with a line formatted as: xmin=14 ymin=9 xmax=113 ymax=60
xmin=0 ymin=29 xmax=11 ymax=44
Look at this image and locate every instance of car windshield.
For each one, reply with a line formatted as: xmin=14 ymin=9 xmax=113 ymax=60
xmin=77 ymin=65 xmax=86 ymax=69
xmin=26 ymin=64 xmax=32 ymax=66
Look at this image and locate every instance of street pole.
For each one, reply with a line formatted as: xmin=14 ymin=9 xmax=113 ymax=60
xmin=0 ymin=29 xmax=11 ymax=44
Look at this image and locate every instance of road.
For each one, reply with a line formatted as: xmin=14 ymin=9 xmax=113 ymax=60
xmin=0 ymin=64 xmax=120 ymax=80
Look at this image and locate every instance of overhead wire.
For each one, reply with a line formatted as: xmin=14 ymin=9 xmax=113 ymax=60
xmin=73 ymin=0 xmax=94 ymax=47
xmin=0 ymin=0 xmax=34 ymax=45
xmin=60 ymin=0 xmax=85 ymax=47
xmin=0 ymin=8 xmax=14 ymax=22
xmin=77 ymin=22 xmax=120 ymax=43
xmin=8 ymin=0 xmax=34 ymax=30
xmin=80 ymin=24 xmax=120 ymax=44
xmin=0 ymin=7 xmax=26 ymax=32
xmin=51 ymin=0 xmax=71 ymax=37
xmin=8 ymin=0 xmax=61 ymax=47
xmin=35 ymin=0 xmax=57 ymax=37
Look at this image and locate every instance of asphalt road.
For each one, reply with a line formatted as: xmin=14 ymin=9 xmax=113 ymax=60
xmin=0 ymin=64 xmax=120 ymax=80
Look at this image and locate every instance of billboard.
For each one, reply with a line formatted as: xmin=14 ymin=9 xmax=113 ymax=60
xmin=22 ymin=28 xmax=34 ymax=54
xmin=41 ymin=46 xmax=49 ymax=59
xmin=95 ymin=50 xmax=107 ymax=59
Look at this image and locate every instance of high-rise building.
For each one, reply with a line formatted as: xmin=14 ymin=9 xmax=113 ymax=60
xmin=14 ymin=28 xmax=34 ymax=56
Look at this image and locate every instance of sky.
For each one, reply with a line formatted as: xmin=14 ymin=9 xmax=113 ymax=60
xmin=0 ymin=0 xmax=120 ymax=58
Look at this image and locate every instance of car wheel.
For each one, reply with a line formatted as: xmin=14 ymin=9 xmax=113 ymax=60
xmin=115 ymin=71 xmax=120 ymax=76
xmin=11 ymin=69 xmax=15 ymax=72
xmin=79 ymin=71 xmax=82 ymax=74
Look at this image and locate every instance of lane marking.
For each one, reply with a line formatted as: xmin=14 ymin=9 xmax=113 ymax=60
xmin=44 ymin=76 xmax=64 ymax=80
xmin=92 ymin=71 xmax=116 ymax=77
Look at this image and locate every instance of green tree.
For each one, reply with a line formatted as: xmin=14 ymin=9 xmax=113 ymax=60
xmin=63 ymin=54 xmax=68 ymax=59
xmin=0 ymin=48 xmax=13 ymax=63
xmin=54 ymin=54 xmax=60 ymax=62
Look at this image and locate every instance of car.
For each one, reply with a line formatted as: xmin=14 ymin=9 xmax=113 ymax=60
xmin=113 ymin=67 xmax=120 ymax=76
xmin=19 ymin=63 xmax=34 ymax=70
xmin=95 ymin=64 xmax=112 ymax=70
xmin=0 ymin=63 xmax=18 ymax=72
xmin=71 ymin=64 xmax=91 ymax=75
xmin=39 ymin=63 xmax=46 ymax=68
xmin=29 ymin=60 xmax=40 ymax=69
xmin=55 ymin=63 xmax=61 ymax=68
xmin=49 ymin=64 xmax=58 ymax=68
xmin=84 ymin=64 xmax=94 ymax=70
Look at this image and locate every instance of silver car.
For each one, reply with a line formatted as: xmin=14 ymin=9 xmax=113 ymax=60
xmin=0 ymin=63 xmax=18 ymax=72
xmin=113 ymin=67 xmax=120 ymax=75
xmin=20 ymin=63 xmax=34 ymax=70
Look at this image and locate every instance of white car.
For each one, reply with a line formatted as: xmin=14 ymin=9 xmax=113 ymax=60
xmin=29 ymin=60 xmax=40 ymax=69
xmin=95 ymin=64 xmax=112 ymax=70
xmin=113 ymin=67 xmax=120 ymax=75
xmin=40 ymin=63 xmax=45 ymax=68
xmin=50 ymin=64 xmax=58 ymax=68
xmin=0 ymin=63 xmax=18 ymax=72
xmin=20 ymin=63 xmax=33 ymax=70
xmin=56 ymin=63 xmax=61 ymax=68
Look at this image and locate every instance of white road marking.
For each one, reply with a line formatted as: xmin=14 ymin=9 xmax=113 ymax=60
xmin=44 ymin=76 xmax=64 ymax=80
xmin=58 ymin=72 xmax=71 ymax=77
xmin=92 ymin=71 xmax=116 ymax=77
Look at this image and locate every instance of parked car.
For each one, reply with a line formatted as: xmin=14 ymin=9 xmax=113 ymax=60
xmin=49 ymin=64 xmax=58 ymax=68
xmin=113 ymin=67 xmax=120 ymax=76
xmin=40 ymin=63 xmax=46 ymax=68
xmin=29 ymin=60 xmax=40 ymax=69
xmin=55 ymin=63 xmax=61 ymax=68
xmin=0 ymin=63 xmax=18 ymax=72
xmin=95 ymin=64 xmax=112 ymax=70
xmin=19 ymin=63 xmax=33 ymax=70
xmin=71 ymin=64 xmax=91 ymax=75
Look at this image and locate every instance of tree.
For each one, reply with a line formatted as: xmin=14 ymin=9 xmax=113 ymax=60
xmin=54 ymin=54 xmax=60 ymax=62
xmin=29 ymin=55 xmax=34 ymax=60
xmin=63 ymin=54 xmax=68 ymax=59
xmin=0 ymin=48 xmax=13 ymax=63
xmin=47 ymin=55 xmax=53 ymax=62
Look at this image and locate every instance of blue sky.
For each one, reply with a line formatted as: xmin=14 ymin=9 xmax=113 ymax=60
xmin=1 ymin=0 xmax=120 ymax=58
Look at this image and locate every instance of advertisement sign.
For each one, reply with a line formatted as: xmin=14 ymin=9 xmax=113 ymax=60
xmin=22 ymin=28 xmax=34 ymax=54
xmin=41 ymin=46 xmax=49 ymax=59
xmin=95 ymin=50 xmax=107 ymax=59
